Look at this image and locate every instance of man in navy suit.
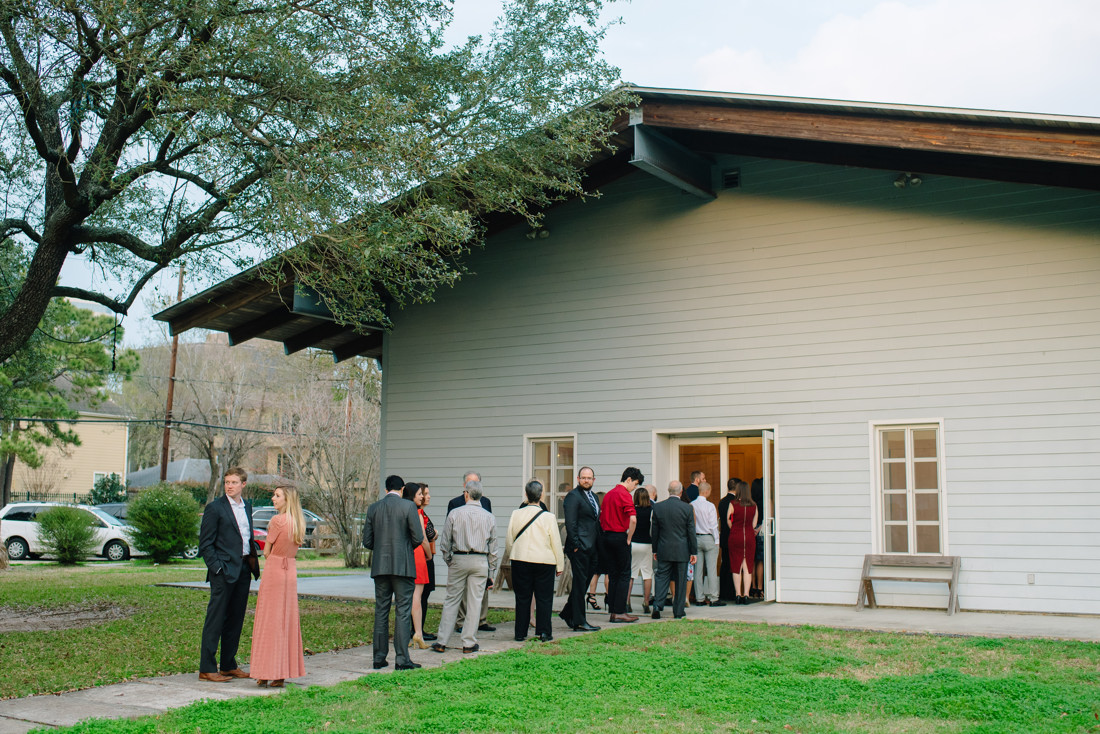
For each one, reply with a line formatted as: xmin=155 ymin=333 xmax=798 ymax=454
xmin=198 ymin=467 xmax=260 ymax=682
xmin=558 ymin=466 xmax=601 ymax=631
xmin=362 ymin=474 xmax=425 ymax=670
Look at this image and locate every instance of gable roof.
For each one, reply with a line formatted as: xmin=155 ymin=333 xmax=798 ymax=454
xmin=155 ymin=86 xmax=1100 ymax=359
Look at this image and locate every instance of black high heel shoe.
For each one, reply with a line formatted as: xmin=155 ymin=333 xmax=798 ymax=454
xmin=586 ymin=593 xmax=601 ymax=611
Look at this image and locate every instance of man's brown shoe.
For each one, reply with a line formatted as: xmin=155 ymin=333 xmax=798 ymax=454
xmin=219 ymin=668 xmax=249 ymax=679
xmin=199 ymin=672 xmax=232 ymax=682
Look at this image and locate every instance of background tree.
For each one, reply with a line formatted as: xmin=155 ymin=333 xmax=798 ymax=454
xmin=0 ymin=0 xmax=627 ymax=363
xmin=266 ymin=353 xmax=379 ymax=567
xmin=121 ymin=334 xmax=276 ymax=499
xmin=89 ymin=471 xmax=126 ymax=504
xmin=0 ymin=244 xmax=138 ymax=568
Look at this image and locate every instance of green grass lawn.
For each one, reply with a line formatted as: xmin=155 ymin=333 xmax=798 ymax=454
xmin=48 ymin=620 xmax=1100 ymax=734
xmin=0 ymin=561 xmax=507 ymax=699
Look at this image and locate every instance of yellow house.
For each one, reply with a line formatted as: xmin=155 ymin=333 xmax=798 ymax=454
xmin=11 ymin=403 xmax=129 ymax=502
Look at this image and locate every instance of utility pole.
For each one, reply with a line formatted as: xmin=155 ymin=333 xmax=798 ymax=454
xmin=159 ymin=265 xmax=185 ymax=481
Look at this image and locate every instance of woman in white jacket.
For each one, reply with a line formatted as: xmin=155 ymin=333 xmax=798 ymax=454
xmin=506 ymin=479 xmax=565 ymax=642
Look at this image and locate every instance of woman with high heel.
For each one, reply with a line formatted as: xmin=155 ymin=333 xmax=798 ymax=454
xmin=418 ymin=483 xmax=438 ymax=641
xmin=250 ymin=484 xmax=306 ymax=688
xmin=725 ymin=479 xmax=758 ymax=605
xmin=403 ymin=482 xmax=433 ymax=648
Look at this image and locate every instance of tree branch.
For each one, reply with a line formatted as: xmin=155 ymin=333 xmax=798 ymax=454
xmin=1 ymin=218 xmax=42 ymax=243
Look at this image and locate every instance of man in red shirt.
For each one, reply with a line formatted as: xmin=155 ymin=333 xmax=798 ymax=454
xmin=600 ymin=467 xmax=641 ymax=622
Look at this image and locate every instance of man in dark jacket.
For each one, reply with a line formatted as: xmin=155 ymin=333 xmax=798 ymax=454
xmin=558 ymin=466 xmax=601 ymax=631
xmin=650 ymin=481 xmax=698 ymax=620
xmin=198 ymin=467 xmax=259 ymax=682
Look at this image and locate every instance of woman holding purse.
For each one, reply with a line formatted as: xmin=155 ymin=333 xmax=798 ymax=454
xmin=250 ymin=483 xmax=307 ymax=687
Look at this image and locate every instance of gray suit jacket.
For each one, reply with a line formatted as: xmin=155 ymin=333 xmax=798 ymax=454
xmin=362 ymin=492 xmax=424 ymax=578
xmin=650 ymin=497 xmax=698 ymax=562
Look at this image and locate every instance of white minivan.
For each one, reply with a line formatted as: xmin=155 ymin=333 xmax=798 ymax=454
xmin=1 ymin=502 xmax=137 ymax=561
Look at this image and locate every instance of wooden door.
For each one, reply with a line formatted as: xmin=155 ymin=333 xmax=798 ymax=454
xmin=727 ymin=442 xmax=763 ymax=489
xmin=678 ymin=444 xmax=721 ymax=509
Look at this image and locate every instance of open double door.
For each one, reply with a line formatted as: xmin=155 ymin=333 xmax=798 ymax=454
xmin=670 ymin=431 xmax=777 ymax=601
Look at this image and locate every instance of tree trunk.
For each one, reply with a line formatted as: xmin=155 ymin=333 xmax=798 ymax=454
xmin=0 ymin=237 xmax=71 ymax=363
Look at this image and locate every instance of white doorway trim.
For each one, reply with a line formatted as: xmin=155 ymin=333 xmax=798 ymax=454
xmin=651 ymin=425 xmax=782 ymax=602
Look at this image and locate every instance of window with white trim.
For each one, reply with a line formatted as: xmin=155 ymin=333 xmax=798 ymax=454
xmin=876 ymin=423 xmax=944 ymax=554
xmin=528 ymin=437 xmax=574 ymax=518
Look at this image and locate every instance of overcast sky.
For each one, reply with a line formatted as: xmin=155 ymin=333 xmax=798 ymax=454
xmin=81 ymin=0 xmax=1100 ymax=345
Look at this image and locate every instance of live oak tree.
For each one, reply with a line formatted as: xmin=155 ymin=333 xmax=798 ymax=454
xmin=0 ymin=244 xmax=138 ymax=568
xmin=0 ymin=0 xmax=627 ymax=363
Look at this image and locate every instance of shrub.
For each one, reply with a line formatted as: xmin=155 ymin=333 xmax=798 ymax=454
xmin=90 ymin=473 xmax=127 ymax=504
xmin=37 ymin=507 xmax=99 ymax=564
xmin=173 ymin=481 xmax=208 ymax=506
xmin=127 ymin=483 xmax=200 ymax=563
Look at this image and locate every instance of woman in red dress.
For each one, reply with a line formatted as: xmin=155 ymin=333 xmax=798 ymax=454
xmin=249 ymin=484 xmax=306 ymax=687
xmin=402 ymin=482 xmax=432 ymax=648
xmin=726 ymin=479 xmax=758 ymax=606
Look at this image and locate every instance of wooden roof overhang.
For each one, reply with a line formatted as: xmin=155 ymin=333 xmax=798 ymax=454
xmin=155 ymin=87 xmax=1100 ymax=360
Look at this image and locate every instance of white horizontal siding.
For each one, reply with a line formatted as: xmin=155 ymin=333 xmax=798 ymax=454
xmin=382 ymin=158 xmax=1100 ymax=615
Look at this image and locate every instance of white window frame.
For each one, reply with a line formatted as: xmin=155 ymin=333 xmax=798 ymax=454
xmin=869 ymin=418 xmax=949 ymax=556
xmin=522 ymin=433 xmax=578 ymax=518
xmin=92 ymin=471 xmax=109 ymax=486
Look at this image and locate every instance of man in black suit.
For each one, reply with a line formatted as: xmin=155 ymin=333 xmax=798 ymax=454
xmin=684 ymin=470 xmax=705 ymax=503
xmin=558 ymin=466 xmax=601 ymax=632
xmin=447 ymin=471 xmax=494 ymax=632
xmin=362 ymin=474 xmax=425 ymax=671
xmin=650 ymin=480 xmax=698 ymax=620
xmin=198 ymin=467 xmax=260 ymax=682
xmin=717 ymin=477 xmax=742 ymax=600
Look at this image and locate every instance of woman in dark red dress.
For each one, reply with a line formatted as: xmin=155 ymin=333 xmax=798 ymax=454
xmin=726 ymin=479 xmax=758 ymax=605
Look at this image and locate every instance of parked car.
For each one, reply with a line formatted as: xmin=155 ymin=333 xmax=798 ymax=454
xmin=97 ymin=502 xmax=129 ymax=521
xmin=250 ymin=507 xmax=323 ymax=545
xmin=184 ymin=528 xmax=266 ymax=559
xmin=1 ymin=502 xmax=138 ymax=561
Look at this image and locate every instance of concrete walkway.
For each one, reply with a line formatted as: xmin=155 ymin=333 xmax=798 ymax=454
xmin=1 ymin=576 xmax=1096 ymax=733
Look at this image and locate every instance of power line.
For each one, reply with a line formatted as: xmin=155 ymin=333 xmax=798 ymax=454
xmin=1 ymin=415 xmax=375 ymax=438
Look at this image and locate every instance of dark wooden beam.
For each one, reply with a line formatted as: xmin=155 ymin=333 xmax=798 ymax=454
xmin=227 ymin=308 xmax=300 ymax=346
xmin=630 ymin=124 xmax=715 ymax=199
xmin=282 ymin=321 xmax=348 ymax=355
xmin=637 ymin=101 xmax=1100 ymax=167
xmin=663 ymin=129 xmax=1100 ymax=191
xmin=167 ymin=281 xmax=277 ymax=336
xmin=333 ymin=332 xmax=384 ymax=363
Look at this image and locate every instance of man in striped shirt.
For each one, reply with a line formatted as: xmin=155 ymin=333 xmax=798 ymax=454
xmin=431 ymin=479 xmax=499 ymax=654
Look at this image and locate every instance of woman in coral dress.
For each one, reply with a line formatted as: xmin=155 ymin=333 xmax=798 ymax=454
xmin=249 ymin=484 xmax=306 ymax=687
xmin=402 ymin=482 xmax=432 ymax=648
xmin=726 ymin=479 xmax=758 ymax=606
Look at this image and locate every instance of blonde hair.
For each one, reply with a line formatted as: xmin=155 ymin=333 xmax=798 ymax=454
xmin=276 ymin=484 xmax=307 ymax=546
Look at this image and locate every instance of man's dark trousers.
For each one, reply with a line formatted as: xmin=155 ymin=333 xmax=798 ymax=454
xmin=561 ymin=547 xmax=596 ymax=627
xmin=512 ymin=559 xmax=555 ymax=638
xmin=601 ymin=530 xmax=631 ymax=614
xmin=200 ymin=569 xmax=251 ymax=672
xmin=652 ymin=560 xmax=689 ymax=618
xmin=373 ymin=575 xmax=415 ymax=666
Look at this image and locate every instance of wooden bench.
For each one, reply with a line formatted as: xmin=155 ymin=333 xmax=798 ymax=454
xmin=856 ymin=554 xmax=961 ymax=615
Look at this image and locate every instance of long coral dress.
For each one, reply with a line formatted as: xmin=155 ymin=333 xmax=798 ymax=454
xmin=249 ymin=513 xmax=305 ymax=680
xmin=727 ymin=502 xmax=758 ymax=574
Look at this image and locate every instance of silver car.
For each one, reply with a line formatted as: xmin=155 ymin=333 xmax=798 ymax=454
xmin=1 ymin=502 xmax=138 ymax=561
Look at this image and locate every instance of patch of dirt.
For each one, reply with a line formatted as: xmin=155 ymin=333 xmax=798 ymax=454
xmin=0 ymin=602 xmax=135 ymax=632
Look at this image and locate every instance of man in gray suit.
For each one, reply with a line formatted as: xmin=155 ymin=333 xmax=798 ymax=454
xmin=362 ymin=474 xmax=425 ymax=670
xmin=650 ymin=481 xmax=698 ymax=620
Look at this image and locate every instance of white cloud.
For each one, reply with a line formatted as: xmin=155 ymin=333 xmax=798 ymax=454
xmin=690 ymin=0 xmax=1100 ymax=116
